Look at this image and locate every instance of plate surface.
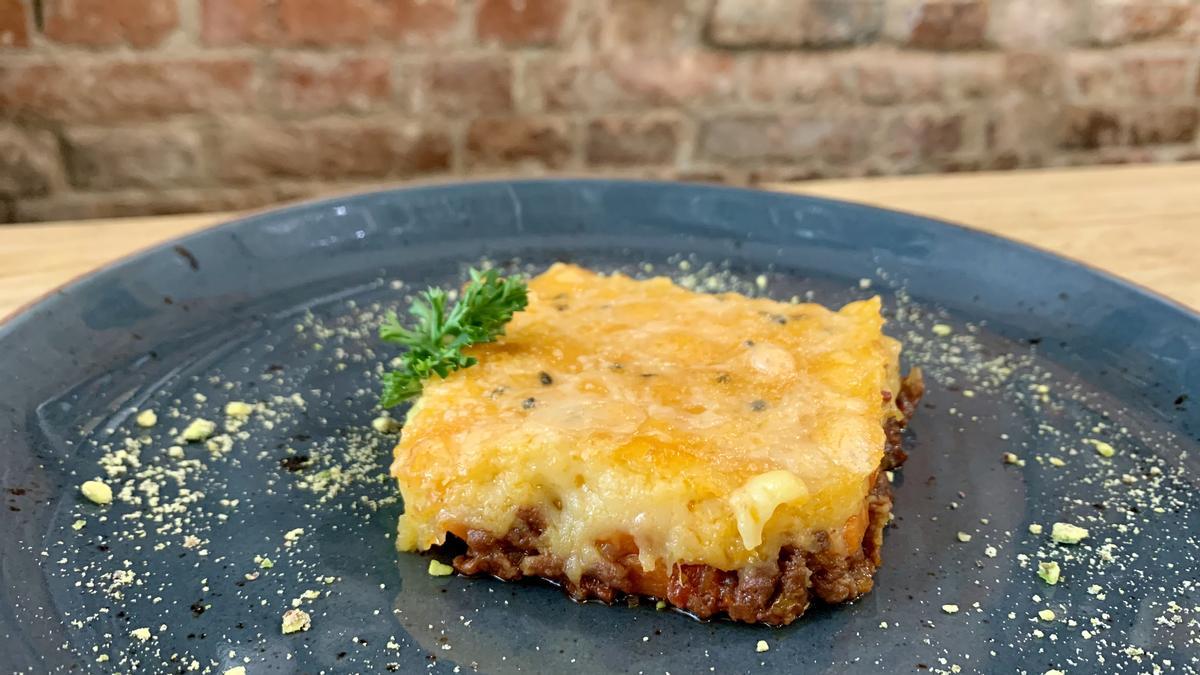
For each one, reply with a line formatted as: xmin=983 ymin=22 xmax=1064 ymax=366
xmin=2 ymin=180 xmax=1197 ymax=675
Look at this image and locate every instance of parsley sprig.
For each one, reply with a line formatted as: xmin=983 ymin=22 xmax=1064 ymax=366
xmin=379 ymin=268 xmax=528 ymax=408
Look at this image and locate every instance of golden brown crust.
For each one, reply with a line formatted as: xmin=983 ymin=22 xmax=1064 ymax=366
xmin=444 ymin=372 xmax=924 ymax=625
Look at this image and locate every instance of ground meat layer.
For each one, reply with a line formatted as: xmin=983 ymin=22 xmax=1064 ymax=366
xmin=450 ymin=371 xmax=924 ymax=626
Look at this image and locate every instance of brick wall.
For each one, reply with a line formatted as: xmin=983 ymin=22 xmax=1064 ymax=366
xmin=1 ymin=0 xmax=1199 ymax=223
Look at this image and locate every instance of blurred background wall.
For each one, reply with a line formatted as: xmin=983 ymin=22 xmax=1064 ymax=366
xmin=1 ymin=0 xmax=1198 ymax=223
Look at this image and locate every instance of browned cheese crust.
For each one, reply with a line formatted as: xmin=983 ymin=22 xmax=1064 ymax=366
xmin=449 ymin=371 xmax=925 ymax=626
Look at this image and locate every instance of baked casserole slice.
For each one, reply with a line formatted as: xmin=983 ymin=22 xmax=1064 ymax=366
xmin=391 ymin=263 xmax=922 ymax=625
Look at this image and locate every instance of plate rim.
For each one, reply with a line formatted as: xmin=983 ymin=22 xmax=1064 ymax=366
xmin=3 ymin=177 xmax=1197 ymax=337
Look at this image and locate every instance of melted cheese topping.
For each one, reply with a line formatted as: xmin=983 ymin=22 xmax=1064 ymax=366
xmin=392 ymin=263 xmax=903 ymax=578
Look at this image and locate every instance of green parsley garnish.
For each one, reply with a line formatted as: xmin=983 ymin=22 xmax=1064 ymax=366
xmin=379 ymin=268 xmax=528 ymax=407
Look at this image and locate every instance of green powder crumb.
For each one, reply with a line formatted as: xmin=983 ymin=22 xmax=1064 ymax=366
xmin=755 ymin=639 xmax=769 ymax=653
xmin=1028 ymin=523 xmax=1043 ymax=535
xmin=130 ymin=627 xmax=152 ymax=641
xmin=941 ymin=604 xmax=960 ymax=614
xmin=225 ymin=401 xmax=255 ymax=419
xmin=1038 ymin=608 xmax=1056 ymax=622
xmin=1037 ymin=561 xmax=1061 ymax=585
xmin=80 ymin=479 xmax=113 ymax=505
xmin=281 ymin=608 xmax=311 ymax=634
xmin=71 ymin=519 xmax=86 ymax=531
xmin=1087 ymin=439 xmax=1116 ymax=457
xmin=1003 ymin=452 xmax=1026 ymax=467
xmin=655 ymin=600 xmax=667 ymax=611
xmin=1051 ymin=522 xmax=1089 ymax=544
xmin=181 ymin=418 xmax=216 ymax=442
xmin=135 ymin=410 xmax=157 ymax=427
xmin=932 ymin=323 xmax=952 ymax=337
xmin=372 ymin=415 xmax=402 ymax=434
xmin=956 ymin=532 xmax=972 ymax=543
xmin=428 ymin=559 xmax=454 ymax=576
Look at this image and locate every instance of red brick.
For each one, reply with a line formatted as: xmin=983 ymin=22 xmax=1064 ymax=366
xmin=0 ymin=59 xmax=256 ymax=122
xmin=706 ymin=0 xmax=883 ymax=48
xmin=1121 ymin=53 xmax=1192 ymax=99
xmin=380 ymin=0 xmax=460 ymax=46
xmin=424 ymin=57 xmax=512 ymax=114
xmin=846 ymin=52 xmax=943 ymax=105
xmin=882 ymin=110 xmax=968 ymax=162
xmin=278 ymin=0 xmax=376 ymax=46
xmin=216 ymin=118 xmax=452 ymax=181
xmin=62 ymin=124 xmax=204 ymax=190
xmin=1064 ymin=52 xmax=1121 ymax=100
xmin=941 ymin=54 xmax=1004 ymax=98
xmin=744 ymin=53 xmax=844 ymax=103
xmin=597 ymin=51 xmax=737 ymax=108
xmin=1128 ymin=106 xmax=1198 ymax=145
xmin=14 ymin=186 xmax=292 ymax=222
xmin=204 ymin=0 xmax=458 ymax=47
xmin=585 ymin=114 xmax=682 ymax=166
xmin=986 ymin=96 xmax=1058 ymax=157
xmin=43 ymin=0 xmax=178 ymax=48
xmin=201 ymin=0 xmax=278 ymax=46
xmin=746 ymin=166 xmax=831 ymax=185
xmin=1059 ymin=106 xmax=1122 ymax=148
xmin=1088 ymin=0 xmax=1191 ymax=45
xmin=0 ymin=125 xmax=64 ymax=197
xmin=674 ymin=167 xmax=746 ymax=185
xmin=0 ymin=0 xmax=30 ymax=47
xmin=889 ymin=0 xmax=989 ymax=50
xmin=476 ymin=0 xmax=569 ymax=46
xmin=1182 ymin=5 xmax=1200 ymax=43
xmin=466 ymin=116 xmax=574 ymax=169
xmin=275 ymin=56 xmax=391 ymax=113
xmin=1004 ymin=52 xmax=1062 ymax=96
xmin=522 ymin=55 xmax=588 ymax=111
xmin=988 ymin=0 xmax=1078 ymax=48
xmin=698 ymin=113 xmax=872 ymax=164
xmin=596 ymin=0 xmax=704 ymax=50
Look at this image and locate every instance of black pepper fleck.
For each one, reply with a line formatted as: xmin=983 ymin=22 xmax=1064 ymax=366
xmin=715 ymin=373 xmax=731 ymax=384
xmin=750 ymin=399 xmax=767 ymax=411
xmin=522 ymin=397 xmax=536 ymax=410
xmin=279 ymin=455 xmax=310 ymax=472
xmin=744 ymin=340 xmax=755 ymax=347
xmin=539 ymin=372 xmax=553 ymax=386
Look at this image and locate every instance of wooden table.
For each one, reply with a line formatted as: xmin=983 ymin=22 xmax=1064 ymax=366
xmin=2 ymin=163 xmax=1198 ymax=320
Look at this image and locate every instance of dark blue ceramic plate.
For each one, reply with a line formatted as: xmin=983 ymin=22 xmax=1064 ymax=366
xmin=2 ymin=181 xmax=1198 ymax=675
